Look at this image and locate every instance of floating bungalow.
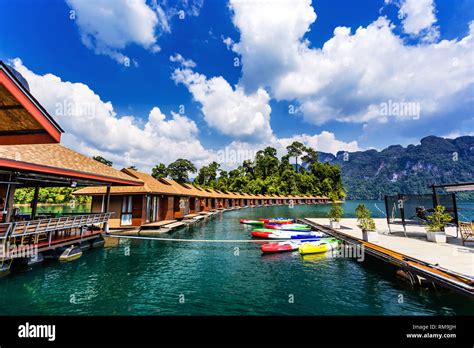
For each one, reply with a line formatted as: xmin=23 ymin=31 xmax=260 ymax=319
xmin=0 ymin=62 xmax=143 ymax=273
xmin=74 ymin=167 xmax=330 ymax=230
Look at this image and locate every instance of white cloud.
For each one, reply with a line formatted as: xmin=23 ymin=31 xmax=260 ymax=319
xmin=66 ymin=0 xmax=204 ymax=65
xmin=66 ymin=0 xmax=160 ymax=65
xmin=11 ymin=59 xmax=361 ymax=173
xmin=275 ymin=131 xmax=360 ymax=155
xmin=222 ymin=36 xmax=235 ymax=50
xmin=172 ymin=67 xmax=273 ymax=141
xmin=230 ymin=0 xmax=317 ymax=92
xmin=229 ymin=0 xmax=474 ymax=129
xmin=396 ymin=0 xmax=439 ymax=40
xmin=12 ymin=58 xmax=213 ymax=171
xmin=169 ymin=53 xmax=196 ymax=68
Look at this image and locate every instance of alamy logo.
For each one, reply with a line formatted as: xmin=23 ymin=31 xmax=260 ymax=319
xmin=18 ymin=322 xmax=56 ymax=341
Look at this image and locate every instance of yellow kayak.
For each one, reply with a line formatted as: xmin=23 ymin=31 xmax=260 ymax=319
xmin=298 ymin=238 xmax=340 ymax=255
xmin=59 ymin=246 xmax=82 ymax=262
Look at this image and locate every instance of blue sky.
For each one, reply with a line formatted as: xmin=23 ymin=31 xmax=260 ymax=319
xmin=0 ymin=0 xmax=473 ymax=171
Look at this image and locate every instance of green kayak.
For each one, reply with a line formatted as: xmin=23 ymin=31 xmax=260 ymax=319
xmin=240 ymin=219 xmax=265 ymax=226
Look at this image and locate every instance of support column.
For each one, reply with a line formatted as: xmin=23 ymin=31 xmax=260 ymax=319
xmin=103 ymin=185 xmax=111 ymax=234
xmin=31 ymin=186 xmax=39 ymax=220
xmin=3 ymin=174 xmax=16 ymax=223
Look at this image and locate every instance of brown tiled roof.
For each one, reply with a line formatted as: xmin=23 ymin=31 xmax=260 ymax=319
xmin=0 ymin=143 xmax=142 ymax=185
xmin=74 ymin=168 xmax=180 ymax=195
xmin=205 ymin=188 xmax=227 ymax=198
xmin=192 ymin=185 xmax=213 ymax=198
xmin=157 ymin=178 xmax=200 ymax=196
xmin=175 ymin=181 xmax=207 ymax=197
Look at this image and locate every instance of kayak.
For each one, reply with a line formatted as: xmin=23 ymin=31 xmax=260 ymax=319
xmin=264 ymin=223 xmax=311 ymax=231
xmin=252 ymin=228 xmax=315 ymax=235
xmin=259 ymin=218 xmax=293 ymax=224
xmin=261 ymin=237 xmax=335 ymax=254
xmin=268 ymin=231 xmax=324 ymax=239
xmin=240 ymin=219 xmax=264 ymax=226
xmin=298 ymin=238 xmax=340 ymax=255
xmin=251 ymin=230 xmax=324 ymax=239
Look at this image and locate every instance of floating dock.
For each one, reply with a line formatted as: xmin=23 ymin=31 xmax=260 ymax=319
xmin=109 ymin=209 xmax=227 ymax=236
xmin=300 ymin=218 xmax=474 ymax=297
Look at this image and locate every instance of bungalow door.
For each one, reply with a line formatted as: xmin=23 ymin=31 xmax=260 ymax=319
xmin=121 ymin=196 xmax=133 ymax=226
xmin=146 ymin=195 xmax=159 ymax=223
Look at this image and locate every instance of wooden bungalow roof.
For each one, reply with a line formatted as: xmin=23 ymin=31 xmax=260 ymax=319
xmin=0 ymin=143 xmax=142 ymax=186
xmin=203 ymin=188 xmax=224 ymax=198
xmin=175 ymin=181 xmax=207 ymax=197
xmin=190 ymin=185 xmax=213 ymax=198
xmin=244 ymin=193 xmax=257 ymax=200
xmin=0 ymin=62 xmax=63 ymax=145
xmin=73 ymin=168 xmax=179 ymax=195
xmin=224 ymin=191 xmax=240 ymax=199
xmin=155 ymin=178 xmax=196 ymax=196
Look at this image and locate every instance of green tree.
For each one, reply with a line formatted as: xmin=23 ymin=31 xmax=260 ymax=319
xmin=167 ymin=159 xmax=197 ymax=183
xmin=286 ymin=141 xmax=305 ymax=172
xmin=194 ymin=162 xmax=220 ymax=186
xmin=151 ymin=163 xmax=168 ymax=179
xmin=255 ymin=147 xmax=279 ymax=179
xmin=302 ymin=146 xmax=318 ymax=166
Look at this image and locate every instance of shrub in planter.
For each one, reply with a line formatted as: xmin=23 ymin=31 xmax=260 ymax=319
xmin=355 ymin=204 xmax=377 ymax=242
xmin=328 ymin=201 xmax=343 ymax=228
xmin=425 ymin=205 xmax=452 ymax=243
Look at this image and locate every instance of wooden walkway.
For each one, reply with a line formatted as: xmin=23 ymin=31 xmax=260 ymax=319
xmin=141 ymin=220 xmax=177 ymax=228
xmin=301 ymin=218 xmax=474 ymax=297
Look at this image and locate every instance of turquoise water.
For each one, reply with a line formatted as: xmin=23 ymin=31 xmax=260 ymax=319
xmin=1 ymin=203 xmax=473 ymax=315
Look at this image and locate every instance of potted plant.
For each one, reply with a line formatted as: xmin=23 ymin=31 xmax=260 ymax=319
xmin=425 ymin=205 xmax=452 ymax=243
xmin=355 ymin=204 xmax=378 ymax=242
xmin=328 ymin=201 xmax=343 ymax=229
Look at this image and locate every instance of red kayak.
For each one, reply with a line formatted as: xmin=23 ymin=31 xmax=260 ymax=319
xmin=258 ymin=218 xmax=293 ymax=224
xmin=261 ymin=242 xmax=298 ymax=253
xmin=251 ymin=231 xmax=272 ymax=238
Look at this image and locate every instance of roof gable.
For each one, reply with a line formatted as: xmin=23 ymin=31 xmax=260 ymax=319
xmin=0 ymin=62 xmax=63 ymax=145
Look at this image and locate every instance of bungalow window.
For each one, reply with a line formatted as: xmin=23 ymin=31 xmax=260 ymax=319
xmin=121 ymin=196 xmax=133 ymax=226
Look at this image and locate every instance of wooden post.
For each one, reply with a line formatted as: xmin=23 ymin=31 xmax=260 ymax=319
xmin=31 ymin=186 xmax=39 ymax=220
xmin=431 ymin=184 xmax=439 ymax=208
xmin=3 ymin=174 xmax=16 ymax=223
xmin=103 ymin=186 xmax=111 ymax=234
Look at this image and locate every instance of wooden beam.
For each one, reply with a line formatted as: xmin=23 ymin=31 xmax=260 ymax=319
xmin=0 ymin=104 xmax=23 ymax=110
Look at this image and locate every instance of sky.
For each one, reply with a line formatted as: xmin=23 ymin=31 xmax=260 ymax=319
xmin=0 ymin=0 xmax=473 ymax=172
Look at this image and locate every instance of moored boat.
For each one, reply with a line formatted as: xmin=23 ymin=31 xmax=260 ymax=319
xmin=59 ymin=246 xmax=83 ymax=262
xmin=298 ymin=238 xmax=340 ymax=255
xmin=251 ymin=230 xmax=324 ymax=239
xmin=259 ymin=218 xmax=293 ymax=224
xmin=240 ymin=219 xmax=265 ymax=226
xmin=264 ymin=223 xmax=311 ymax=231
xmin=261 ymin=237 xmax=335 ymax=254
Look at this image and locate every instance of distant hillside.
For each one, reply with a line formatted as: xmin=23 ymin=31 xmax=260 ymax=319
xmin=318 ymin=136 xmax=474 ymax=200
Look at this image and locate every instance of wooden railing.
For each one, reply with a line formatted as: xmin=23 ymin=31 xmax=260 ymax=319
xmin=0 ymin=213 xmax=112 ymax=243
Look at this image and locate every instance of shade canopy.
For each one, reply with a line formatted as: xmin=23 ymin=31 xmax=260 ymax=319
xmin=433 ymin=182 xmax=474 ymax=193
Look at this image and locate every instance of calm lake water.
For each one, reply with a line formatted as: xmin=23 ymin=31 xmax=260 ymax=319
xmin=2 ymin=202 xmax=473 ymax=315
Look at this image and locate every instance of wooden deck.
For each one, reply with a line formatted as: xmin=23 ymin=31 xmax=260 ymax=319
xmin=141 ymin=220 xmax=177 ymax=228
xmin=301 ymin=218 xmax=474 ymax=296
